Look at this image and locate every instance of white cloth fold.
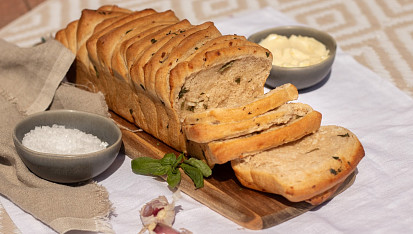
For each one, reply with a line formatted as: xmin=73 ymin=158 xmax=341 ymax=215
xmin=1 ymin=7 xmax=413 ymax=234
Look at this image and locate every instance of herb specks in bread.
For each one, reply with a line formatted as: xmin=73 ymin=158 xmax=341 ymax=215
xmin=235 ymin=77 xmax=241 ymax=84
xmin=178 ymin=86 xmax=189 ymax=99
xmin=332 ymin=156 xmax=341 ymax=161
xmin=306 ymin=148 xmax=320 ymax=154
xmin=338 ymin=133 xmax=350 ymax=137
xmin=330 ymin=156 xmax=343 ymax=175
xmin=295 ymin=114 xmax=304 ymax=119
xmin=219 ymin=60 xmax=234 ymax=74
xmin=231 ymin=126 xmax=364 ymax=203
xmin=329 ymin=168 xmax=338 ymax=175
xmin=187 ymin=106 xmax=195 ymax=112
xmin=93 ymin=65 xmax=99 ymax=78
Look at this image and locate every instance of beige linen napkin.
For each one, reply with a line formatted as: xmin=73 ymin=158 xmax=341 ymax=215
xmin=0 ymin=38 xmax=114 ymax=233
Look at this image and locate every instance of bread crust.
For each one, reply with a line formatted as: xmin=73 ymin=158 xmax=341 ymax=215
xmin=97 ymin=10 xmax=174 ymax=73
xmin=144 ymin=22 xmax=219 ymax=98
xmin=65 ymin=20 xmax=79 ymax=54
xmin=126 ymin=20 xmax=192 ymax=92
xmin=76 ymin=8 xmax=130 ymax=50
xmin=127 ymin=23 xmax=195 ymax=139
xmin=76 ymin=9 xmax=128 ymax=81
xmin=305 ymin=180 xmax=343 ymax=205
xmin=111 ymin=21 xmax=178 ymax=81
xmin=55 ymin=28 xmax=69 ymax=49
xmin=183 ymin=35 xmax=249 ymax=61
xmin=97 ymin=5 xmax=132 ymax=13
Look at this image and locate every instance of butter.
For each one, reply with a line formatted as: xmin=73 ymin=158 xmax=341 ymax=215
xmin=259 ymin=34 xmax=329 ymax=67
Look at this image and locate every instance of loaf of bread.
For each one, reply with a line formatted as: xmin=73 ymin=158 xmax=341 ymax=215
xmin=55 ymin=5 xmax=314 ymax=159
xmin=56 ymin=5 xmax=364 ymax=205
xmin=231 ymin=125 xmax=365 ymax=204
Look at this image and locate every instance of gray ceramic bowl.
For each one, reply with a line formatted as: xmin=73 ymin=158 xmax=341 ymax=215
xmin=248 ymin=25 xmax=336 ymax=90
xmin=13 ymin=110 xmax=122 ymax=183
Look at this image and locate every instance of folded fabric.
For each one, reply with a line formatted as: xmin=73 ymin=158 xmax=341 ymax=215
xmin=0 ymin=38 xmax=114 ymax=233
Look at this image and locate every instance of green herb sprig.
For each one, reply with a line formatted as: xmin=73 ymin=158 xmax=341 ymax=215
xmin=131 ymin=153 xmax=212 ymax=189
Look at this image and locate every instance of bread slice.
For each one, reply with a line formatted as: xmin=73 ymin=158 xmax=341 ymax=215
xmin=84 ymin=15 xmax=130 ymax=94
xmin=95 ymin=11 xmax=179 ymax=122
xmin=55 ymin=27 xmax=69 ymax=49
xmin=187 ymin=104 xmax=322 ymax=166
xmin=121 ymin=23 xmax=181 ymax=87
xmin=127 ymin=23 xmax=196 ymax=137
xmin=143 ymin=22 xmax=220 ymax=97
xmin=111 ymin=21 xmax=178 ymax=81
xmin=183 ymin=83 xmax=298 ymax=126
xmin=231 ymin=125 xmax=365 ymax=203
xmin=155 ymin=34 xmax=256 ymax=107
xmin=64 ymin=20 xmax=79 ymax=54
xmin=96 ymin=4 xmax=131 ymax=12
xmin=169 ymin=44 xmax=273 ymax=121
xmin=76 ymin=7 xmax=131 ymax=51
xmin=126 ymin=20 xmax=193 ymax=92
xmin=184 ymin=102 xmax=308 ymax=143
xmin=96 ymin=10 xmax=176 ymax=74
xmin=72 ymin=9 xmax=129 ymax=92
xmin=151 ymin=22 xmax=222 ymax=103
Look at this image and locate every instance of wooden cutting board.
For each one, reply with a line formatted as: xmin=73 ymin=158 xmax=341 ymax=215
xmin=111 ymin=112 xmax=356 ymax=230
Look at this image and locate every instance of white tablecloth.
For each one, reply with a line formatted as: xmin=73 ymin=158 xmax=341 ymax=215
xmin=1 ymin=7 xmax=413 ymax=234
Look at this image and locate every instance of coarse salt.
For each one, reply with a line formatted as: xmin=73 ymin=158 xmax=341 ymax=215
xmin=22 ymin=124 xmax=109 ymax=154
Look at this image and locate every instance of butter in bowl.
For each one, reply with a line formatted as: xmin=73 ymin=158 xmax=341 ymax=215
xmin=248 ymin=25 xmax=337 ymax=90
xmin=12 ymin=110 xmax=122 ymax=184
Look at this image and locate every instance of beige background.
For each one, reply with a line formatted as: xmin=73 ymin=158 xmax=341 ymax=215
xmin=1 ymin=0 xmax=412 ymax=99
xmin=1 ymin=0 xmax=412 ymax=232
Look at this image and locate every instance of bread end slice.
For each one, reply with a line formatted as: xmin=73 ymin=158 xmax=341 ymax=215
xmin=231 ymin=125 xmax=365 ymax=204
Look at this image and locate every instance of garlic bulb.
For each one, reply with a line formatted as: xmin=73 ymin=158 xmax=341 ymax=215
xmin=140 ymin=196 xmax=176 ymax=233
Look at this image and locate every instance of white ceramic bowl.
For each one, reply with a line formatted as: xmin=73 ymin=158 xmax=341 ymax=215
xmin=13 ymin=110 xmax=122 ymax=183
xmin=248 ymin=25 xmax=337 ymax=90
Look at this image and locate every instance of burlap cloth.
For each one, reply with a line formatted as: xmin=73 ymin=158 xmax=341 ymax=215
xmin=0 ymin=38 xmax=114 ymax=233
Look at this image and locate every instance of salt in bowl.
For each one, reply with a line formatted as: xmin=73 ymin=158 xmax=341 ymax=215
xmin=12 ymin=110 xmax=122 ymax=183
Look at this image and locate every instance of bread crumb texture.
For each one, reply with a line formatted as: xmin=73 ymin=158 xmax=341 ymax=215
xmin=231 ymin=125 xmax=364 ymax=202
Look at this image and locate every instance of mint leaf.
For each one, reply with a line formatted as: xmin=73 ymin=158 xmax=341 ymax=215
xmin=131 ymin=157 xmax=170 ymax=176
xmin=172 ymin=153 xmax=184 ymax=169
xmin=184 ymin=158 xmax=212 ymax=177
xmin=160 ymin=153 xmax=177 ymax=166
xmin=167 ymin=168 xmax=181 ymax=188
xmin=181 ymin=163 xmax=204 ymax=189
xmin=131 ymin=153 xmax=211 ymax=189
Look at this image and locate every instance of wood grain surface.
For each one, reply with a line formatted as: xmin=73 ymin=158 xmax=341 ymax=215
xmin=111 ymin=111 xmax=356 ymax=230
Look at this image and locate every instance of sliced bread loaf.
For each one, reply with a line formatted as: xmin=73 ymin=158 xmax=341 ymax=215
xmin=231 ymin=125 xmax=365 ymax=203
xmin=187 ymin=104 xmax=322 ymax=166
